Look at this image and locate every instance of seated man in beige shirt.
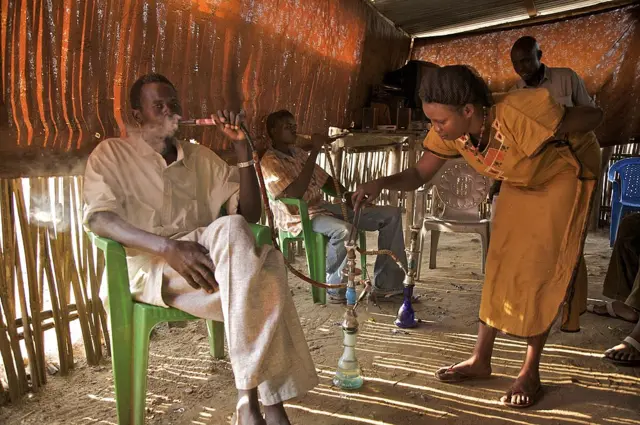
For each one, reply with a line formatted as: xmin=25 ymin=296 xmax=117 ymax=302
xmin=83 ymin=73 xmax=317 ymax=425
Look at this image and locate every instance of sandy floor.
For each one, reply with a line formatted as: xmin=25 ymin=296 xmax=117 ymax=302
xmin=0 ymin=228 xmax=639 ymax=425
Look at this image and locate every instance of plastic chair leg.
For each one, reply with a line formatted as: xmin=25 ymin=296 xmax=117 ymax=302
xmin=131 ymin=313 xmax=155 ymax=425
xmin=279 ymin=233 xmax=290 ymax=261
xmin=309 ymin=233 xmax=327 ymax=305
xmin=206 ymin=320 xmax=225 ymax=359
xmin=311 ymin=285 xmax=325 ymax=304
xmin=429 ymin=230 xmax=440 ymax=270
xmin=110 ymin=325 xmax=133 ymax=425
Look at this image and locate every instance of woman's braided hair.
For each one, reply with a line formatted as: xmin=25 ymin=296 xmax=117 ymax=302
xmin=419 ymin=65 xmax=493 ymax=108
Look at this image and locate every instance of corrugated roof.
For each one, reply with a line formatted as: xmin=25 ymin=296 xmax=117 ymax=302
xmin=367 ymin=0 xmax=635 ymax=37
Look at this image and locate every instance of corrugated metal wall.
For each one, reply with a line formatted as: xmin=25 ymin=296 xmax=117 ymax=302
xmin=411 ymin=5 xmax=640 ymax=146
xmin=0 ymin=0 xmax=410 ymax=177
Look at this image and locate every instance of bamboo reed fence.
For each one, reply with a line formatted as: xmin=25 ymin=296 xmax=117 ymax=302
xmin=0 ymin=176 xmax=108 ymax=405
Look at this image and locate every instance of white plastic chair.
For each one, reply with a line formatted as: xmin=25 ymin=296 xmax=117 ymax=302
xmin=417 ymin=158 xmax=491 ymax=277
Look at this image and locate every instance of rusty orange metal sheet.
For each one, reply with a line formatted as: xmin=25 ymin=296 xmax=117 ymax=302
xmin=0 ymin=0 xmax=409 ymax=177
xmin=412 ymin=5 xmax=640 ymax=147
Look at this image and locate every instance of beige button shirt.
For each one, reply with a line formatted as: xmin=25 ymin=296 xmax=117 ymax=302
xmin=83 ymin=135 xmax=240 ymax=306
xmin=511 ymin=65 xmax=595 ymax=107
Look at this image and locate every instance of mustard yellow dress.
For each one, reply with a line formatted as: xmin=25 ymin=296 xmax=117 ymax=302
xmin=424 ymin=89 xmax=601 ymax=337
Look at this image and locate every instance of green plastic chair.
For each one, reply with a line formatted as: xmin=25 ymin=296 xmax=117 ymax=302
xmin=270 ymin=192 xmax=367 ymax=305
xmin=89 ymin=223 xmax=272 ymax=425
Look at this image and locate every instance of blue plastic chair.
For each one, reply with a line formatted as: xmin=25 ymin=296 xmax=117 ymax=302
xmin=608 ymin=157 xmax=640 ymax=246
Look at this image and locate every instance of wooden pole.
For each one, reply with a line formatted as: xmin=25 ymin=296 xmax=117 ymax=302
xmin=42 ymin=226 xmax=69 ymax=375
xmin=13 ymin=238 xmax=41 ymax=391
xmin=13 ymin=180 xmax=46 ymax=387
xmin=76 ymin=176 xmax=104 ymax=361
xmin=64 ymin=178 xmax=96 ymax=364
xmin=51 ymin=178 xmax=74 ymax=371
xmin=85 ymin=231 xmax=103 ymax=360
xmin=0 ymin=180 xmax=29 ymax=394
xmin=70 ymin=178 xmax=100 ymax=360
xmin=0 ymin=275 xmax=20 ymax=402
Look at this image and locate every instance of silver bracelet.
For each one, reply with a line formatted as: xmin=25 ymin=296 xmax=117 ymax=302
xmin=237 ymin=159 xmax=255 ymax=168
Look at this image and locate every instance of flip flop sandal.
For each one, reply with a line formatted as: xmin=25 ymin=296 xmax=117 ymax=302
xmin=434 ymin=365 xmax=489 ymax=383
xmin=605 ymin=336 xmax=640 ymax=366
xmin=586 ymin=302 xmax=636 ymax=323
xmin=501 ymin=385 xmax=544 ymax=409
xmin=587 ymin=301 xmax=617 ymax=316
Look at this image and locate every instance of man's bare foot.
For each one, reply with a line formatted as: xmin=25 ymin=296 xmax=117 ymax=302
xmin=589 ymin=301 xmax=639 ymax=322
xmin=605 ymin=321 xmax=640 ymax=365
xmin=500 ymin=371 xmax=543 ymax=408
xmin=435 ymin=356 xmax=492 ymax=382
xmin=264 ymin=403 xmax=291 ymax=425
xmin=236 ymin=389 xmax=266 ymax=425
xmin=605 ymin=340 xmax=640 ymax=363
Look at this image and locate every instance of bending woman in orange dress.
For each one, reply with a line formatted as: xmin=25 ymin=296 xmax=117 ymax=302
xmin=352 ymin=65 xmax=603 ymax=408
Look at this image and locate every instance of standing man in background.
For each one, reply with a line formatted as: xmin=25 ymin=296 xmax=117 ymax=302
xmin=490 ymin=35 xmax=597 ymax=215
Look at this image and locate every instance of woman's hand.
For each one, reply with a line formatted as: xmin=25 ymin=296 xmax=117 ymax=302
xmin=352 ymin=181 xmax=382 ymax=211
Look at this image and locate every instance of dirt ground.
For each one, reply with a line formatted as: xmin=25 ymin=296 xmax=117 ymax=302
xmin=1 ymin=227 xmax=639 ymax=425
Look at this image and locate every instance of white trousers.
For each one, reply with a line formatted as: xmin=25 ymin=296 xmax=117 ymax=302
xmin=159 ymin=216 xmax=318 ymax=405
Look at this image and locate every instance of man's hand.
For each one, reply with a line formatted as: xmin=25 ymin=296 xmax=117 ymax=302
xmin=352 ymin=181 xmax=382 ymax=211
xmin=162 ymin=240 xmax=218 ymax=293
xmin=212 ymin=110 xmax=246 ymax=142
xmin=310 ymin=133 xmax=330 ymax=151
